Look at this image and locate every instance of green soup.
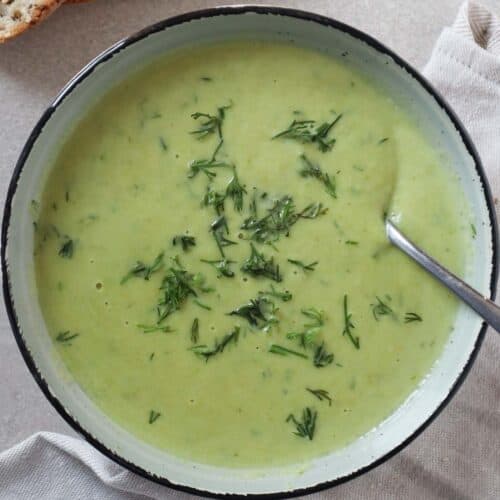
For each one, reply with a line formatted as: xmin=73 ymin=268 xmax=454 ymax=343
xmin=33 ymin=41 xmax=471 ymax=467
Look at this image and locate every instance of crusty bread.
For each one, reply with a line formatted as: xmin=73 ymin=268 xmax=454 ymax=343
xmin=0 ymin=0 xmax=65 ymax=43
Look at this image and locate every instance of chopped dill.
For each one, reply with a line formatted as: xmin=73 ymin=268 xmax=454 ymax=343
xmin=210 ymin=215 xmax=237 ymax=258
xmin=226 ymin=170 xmax=247 ymax=212
xmin=58 ymin=239 xmax=74 ymax=259
xmin=471 ymin=223 xmax=477 ymax=238
xmin=241 ymin=243 xmax=282 ymax=282
xmin=378 ymin=137 xmax=389 ymax=144
xmin=258 ymin=284 xmax=292 ymax=302
xmin=345 ymin=240 xmax=359 ymax=245
xmin=404 ymin=312 xmax=423 ymax=323
xmin=191 ymin=318 xmax=199 ymax=343
xmin=313 ymin=343 xmax=335 ymax=367
xmin=172 ymin=235 xmax=196 ymax=252
xmin=287 ymin=258 xmax=318 ymax=272
xmin=299 ymin=154 xmax=337 ymax=198
xmin=200 ymin=76 xmax=212 ymax=82
xmin=273 ymin=114 xmax=342 ymax=152
xmin=286 ymin=407 xmax=317 ymax=440
xmin=193 ymin=299 xmax=212 ymax=310
xmin=55 ymin=331 xmax=79 ymax=345
xmin=203 ymin=185 xmax=226 ymax=215
xmin=137 ymin=324 xmax=174 ymax=333
xmin=159 ymin=136 xmax=167 ymax=151
xmin=229 ymin=296 xmax=278 ymax=331
xmin=121 ymin=252 xmax=164 ymax=284
xmin=269 ymin=344 xmax=308 ymax=359
xmin=190 ymin=326 xmax=240 ymax=361
xmin=306 ymin=388 xmax=332 ymax=406
xmin=342 ymin=295 xmax=360 ymax=349
xmin=240 ymin=195 xmax=327 ymax=244
xmin=371 ymin=296 xmax=393 ymax=321
xmin=148 ymin=410 xmax=161 ymax=424
xmin=201 ymin=258 xmax=235 ymax=278
xmin=187 ymin=158 xmax=232 ymax=179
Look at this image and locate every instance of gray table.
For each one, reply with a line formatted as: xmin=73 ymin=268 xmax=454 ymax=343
xmin=1 ymin=1 xmax=499 ymax=498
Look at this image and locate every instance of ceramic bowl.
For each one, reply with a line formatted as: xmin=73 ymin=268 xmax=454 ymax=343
xmin=2 ymin=5 xmax=498 ymax=498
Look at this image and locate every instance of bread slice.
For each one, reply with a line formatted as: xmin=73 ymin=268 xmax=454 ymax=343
xmin=0 ymin=0 xmax=65 ymax=43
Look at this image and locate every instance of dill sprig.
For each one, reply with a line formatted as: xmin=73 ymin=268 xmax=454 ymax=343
xmin=201 ymin=258 xmax=235 ymax=278
xmin=287 ymin=258 xmax=318 ymax=272
xmin=137 ymin=324 xmax=174 ymax=333
xmin=172 ymin=235 xmax=196 ymax=252
xmin=187 ymin=158 xmax=232 ymax=179
xmin=299 ymin=154 xmax=337 ymax=198
xmin=226 ymin=170 xmax=247 ymax=212
xmin=286 ymin=407 xmax=317 ymax=440
xmin=241 ymin=195 xmax=327 ymax=244
xmin=371 ymin=296 xmax=393 ymax=321
xmin=156 ymin=259 xmax=212 ymax=323
xmin=258 ymin=284 xmax=292 ymax=302
xmin=229 ymin=296 xmax=278 ymax=331
xmin=404 ymin=312 xmax=423 ymax=323
xmin=190 ymin=326 xmax=240 ymax=361
xmin=273 ymin=114 xmax=342 ymax=152
xmin=121 ymin=252 xmax=164 ymax=284
xmin=58 ymin=239 xmax=74 ymax=258
xmin=269 ymin=344 xmax=308 ymax=359
xmin=306 ymin=388 xmax=332 ymax=406
xmin=148 ymin=410 xmax=161 ymax=424
xmin=55 ymin=330 xmax=79 ymax=344
xmin=190 ymin=104 xmax=231 ymax=140
xmin=342 ymin=294 xmax=360 ymax=349
xmin=313 ymin=342 xmax=334 ymax=367
xmin=210 ymin=215 xmax=237 ymax=258
xmin=287 ymin=308 xmax=324 ymax=348
xmin=191 ymin=318 xmax=199 ymax=343
xmin=202 ymin=185 xmax=226 ymax=215
xmin=241 ymin=243 xmax=282 ymax=282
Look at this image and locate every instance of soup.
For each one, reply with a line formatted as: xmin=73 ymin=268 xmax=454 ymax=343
xmin=33 ymin=41 xmax=471 ymax=467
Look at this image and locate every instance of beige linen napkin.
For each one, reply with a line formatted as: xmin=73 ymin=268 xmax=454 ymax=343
xmin=1 ymin=2 xmax=499 ymax=499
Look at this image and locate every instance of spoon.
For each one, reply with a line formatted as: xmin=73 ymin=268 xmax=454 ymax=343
xmin=386 ymin=220 xmax=500 ymax=332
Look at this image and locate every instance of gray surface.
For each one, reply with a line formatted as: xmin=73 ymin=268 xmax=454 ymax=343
xmin=1 ymin=0 xmax=498 ymax=498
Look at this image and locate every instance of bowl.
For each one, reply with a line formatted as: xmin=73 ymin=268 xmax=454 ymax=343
xmin=2 ymin=5 xmax=498 ymax=497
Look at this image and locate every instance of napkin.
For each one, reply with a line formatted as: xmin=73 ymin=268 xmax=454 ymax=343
xmin=1 ymin=1 xmax=499 ymax=499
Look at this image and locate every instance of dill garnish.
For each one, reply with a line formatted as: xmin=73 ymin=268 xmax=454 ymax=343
xmin=190 ymin=326 xmax=240 ymax=361
xmin=273 ymin=114 xmax=342 ymax=152
xmin=286 ymin=407 xmax=317 ymax=440
xmin=378 ymin=137 xmax=389 ymax=144
xmin=240 ymin=195 xmax=327 ymax=244
xmin=471 ymin=223 xmax=477 ymax=238
xmin=203 ymin=185 xmax=226 ymax=215
xmin=137 ymin=324 xmax=174 ymax=333
xmin=200 ymin=76 xmax=212 ymax=82
xmin=269 ymin=344 xmax=308 ymax=359
xmin=342 ymin=295 xmax=360 ymax=349
xmin=345 ymin=240 xmax=359 ymax=245
xmin=201 ymin=258 xmax=235 ymax=278
xmin=287 ymin=259 xmax=318 ymax=272
xmin=156 ymin=259 xmax=212 ymax=323
xmin=210 ymin=215 xmax=237 ymax=258
xmin=193 ymin=299 xmax=211 ymax=310
xmin=371 ymin=296 xmax=393 ymax=321
xmin=190 ymin=105 xmax=229 ymax=140
xmin=229 ymin=296 xmax=278 ymax=331
xmin=159 ymin=136 xmax=167 ymax=151
xmin=404 ymin=312 xmax=423 ymax=323
xmin=191 ymin=318 xmax=199 ymax=343
xmin=313 ymin=343 xmax=335 ymax=367
xmin=148 ymin=410 xmax=161 ymax=424
xmin=287 ymin=308 xmax=324 ymax=348
xmin=226 ymin=170 xmax=247 ymax=212
xmin=188 ymin=158 xmax=232 ymax=179
xmin=258 ymin=284 xmax=292 ymax=302
xmin=241 ymin=243 xmax=282 ymax=282
xmin=55 ymin=331 xmax=79 ymax=344
xmin=172 ymin=235 xmax=196 ymax=252
xmin=299 ymin=154 xmax=337 ymax=198
xmin=306 ymin=388 xmax=332 ymax=406
xmin=121 ymin=252 xmax=164 ymax=284
xmin=58 ymin=239 xmax=74 ymax=259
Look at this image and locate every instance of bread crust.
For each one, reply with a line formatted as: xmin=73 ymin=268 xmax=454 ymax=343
xmin=0 ymin=0 xmax=65 ymax=43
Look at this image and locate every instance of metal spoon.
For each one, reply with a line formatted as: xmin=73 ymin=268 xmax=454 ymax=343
xmin=386 ymin=220 xmax=500 ymax=332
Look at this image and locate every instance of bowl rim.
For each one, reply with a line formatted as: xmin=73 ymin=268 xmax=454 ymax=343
xmin=1 ymin=4 xmax=498 ymax=499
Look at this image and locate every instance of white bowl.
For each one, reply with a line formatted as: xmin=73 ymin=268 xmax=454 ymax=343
xmin=1 ymin=6 xmax=498 ymax=497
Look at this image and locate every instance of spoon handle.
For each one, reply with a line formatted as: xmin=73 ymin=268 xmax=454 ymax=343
xmin=386 ymin=221 xmax=499 ymax=332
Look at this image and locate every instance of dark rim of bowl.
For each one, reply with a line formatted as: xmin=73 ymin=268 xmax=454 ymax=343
xmin=1 ymin=5 xmax=498 ymax=499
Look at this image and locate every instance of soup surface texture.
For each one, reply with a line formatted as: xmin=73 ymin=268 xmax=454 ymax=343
xmin=34 ymin=41 xmax=471 ymax=467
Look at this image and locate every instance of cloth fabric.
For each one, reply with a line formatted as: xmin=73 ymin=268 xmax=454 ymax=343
xmin=1 ymin=1 xmax=499 ymax=499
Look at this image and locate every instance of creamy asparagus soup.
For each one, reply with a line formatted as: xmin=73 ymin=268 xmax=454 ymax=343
xmin=33 ymin=42 xmax=472 ymax=467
